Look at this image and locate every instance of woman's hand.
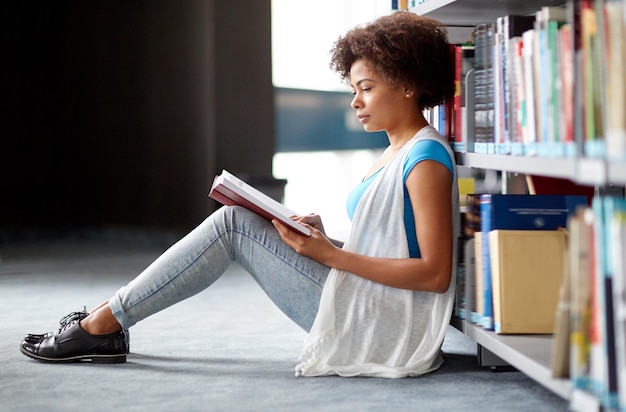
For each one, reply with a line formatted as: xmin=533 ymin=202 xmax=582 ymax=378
xmin=271 ymin=216 xmax=338 ymax=265
xmin=293 ymin=213 xmax=326 ymax=235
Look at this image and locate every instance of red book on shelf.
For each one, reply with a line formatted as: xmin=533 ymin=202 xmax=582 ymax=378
xmin=454 ymin=45 xmax=475 ymax=151
xmin=209 ymin=170 xmax=311 ymax=237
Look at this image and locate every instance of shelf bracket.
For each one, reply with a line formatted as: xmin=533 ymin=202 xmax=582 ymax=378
xmin=477 ymin=344 xmax=512 ymax=370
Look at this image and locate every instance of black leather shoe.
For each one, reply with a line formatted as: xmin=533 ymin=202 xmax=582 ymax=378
xmin=20 ymin=319 xmax=127 ymax=363
xmin=24 ymin=308 xmax=130 ymax=354
xmin=24 ymin=308 xmax=89 ymax=344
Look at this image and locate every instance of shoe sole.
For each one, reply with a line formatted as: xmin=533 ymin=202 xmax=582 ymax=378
xmin=19 ymin=346 xmax=126 ymax=364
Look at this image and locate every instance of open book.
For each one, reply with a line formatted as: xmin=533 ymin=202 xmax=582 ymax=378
xmin=209 ymin=170 xmax=311 ymax=237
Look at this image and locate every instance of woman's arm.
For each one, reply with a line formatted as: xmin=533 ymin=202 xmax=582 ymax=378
xmin=272 ymin=159 xmax=453 ymax=293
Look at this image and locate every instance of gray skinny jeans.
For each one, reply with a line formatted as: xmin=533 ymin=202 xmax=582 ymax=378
xmin=109 ymin=206 xmax=331 ymax=332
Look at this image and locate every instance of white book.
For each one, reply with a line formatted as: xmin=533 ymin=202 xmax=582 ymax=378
xmin=522 ymin=29 xmax=537 ymax=150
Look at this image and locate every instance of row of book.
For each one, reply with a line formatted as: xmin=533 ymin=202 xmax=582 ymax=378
xmin=551 ymin=196 xmax=626 ymax=411
xmin=429 ymin=0 xmax=626 ymax=161
xmin=390 ymin=0 xmax=424 ymax=10
xmin=454 ymin=193 xmax=626 ymax=411
xmin=456 ymin=193 xmax=587 ymax=333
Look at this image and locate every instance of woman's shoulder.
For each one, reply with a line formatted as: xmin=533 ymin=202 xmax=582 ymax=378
xmin=407 ymin=127 xmax=451 ymax=159
xmin=404 ymin=128 xmax=454 ymax=176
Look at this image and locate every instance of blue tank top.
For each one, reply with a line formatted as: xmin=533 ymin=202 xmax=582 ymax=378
xmin=346 ymin=139 xmax=453 ymax=258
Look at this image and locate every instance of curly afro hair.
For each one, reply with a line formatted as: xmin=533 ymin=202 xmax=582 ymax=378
xmin=329 ymin=11 xmax=455 ymax=110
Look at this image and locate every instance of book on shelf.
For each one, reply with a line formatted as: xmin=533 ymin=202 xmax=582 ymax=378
xmin=569 ymin=207 xmax=594 ymax=393
xmin=479 ymin=194 xmax=588 ymax=330
xmin=209 ymin=170 xmax=311 ymax=237
xmin=489 ymin=229 xmax=566 ymax=334
xmin=473 ymin=231 xmax=484 ymax=325
xmin=559 ymin=22 xmax=576 ymax=157
xmin=473 ymin=23 xmax=495 ymax=154
xmin=571 ymin=0 xmax=586 ymax=156
xmin=453 ymin=45 xmax=475 ymax=152
xmin=458 ymin=193 xmax=482 ymax=322
xmin=579 ymin=0 xmax=605 ymax=158
xmin=609 ymin=205 xmax=626 ymax=411
xmin=590 ymin=196 xmax=621 ymax=409
xmin=456 ymin=192 xmax=480 ymax=321
xmin=494 ymin=15 xmax=535 ymax=155
xmin=567 ymin=197 xmax=625 ymax=410
xmin=551 ymin=227 xmax=571 ymax=378
xmin=454 ymin=2 xmax=626 ymax=164
xmin=510 ymin=36 xmax=525 ymax=155
xmin=603 ymin=0 xmax=626 ymax=161
xmin=535 ymin=6 xmax=568 ymax=157
xmin=521 ymin=29 xmax=538 ymax=154
xmin=459 ymin=237 xmax=475 ymax=321
xmin=454 ymin=183 xmax=477 ymax=319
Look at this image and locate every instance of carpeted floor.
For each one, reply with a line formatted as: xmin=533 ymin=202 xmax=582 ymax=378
xmin=0 ymin=236 xmax=569 ymax=411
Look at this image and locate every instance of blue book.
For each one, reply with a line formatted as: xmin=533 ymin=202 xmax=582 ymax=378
xmin=479 ymin=194 xmax=588 ymax=330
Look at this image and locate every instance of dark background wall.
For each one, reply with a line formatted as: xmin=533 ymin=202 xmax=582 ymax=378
xmin=1 ymin=0 xmax=274 ymax=235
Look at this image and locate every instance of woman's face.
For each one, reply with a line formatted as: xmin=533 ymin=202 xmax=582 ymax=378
xmin=349 ymin=59 xmax=407 ymax=134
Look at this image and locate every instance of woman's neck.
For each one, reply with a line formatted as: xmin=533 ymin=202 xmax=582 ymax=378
xmin=387 ymin=113 xmax=429 ymax=150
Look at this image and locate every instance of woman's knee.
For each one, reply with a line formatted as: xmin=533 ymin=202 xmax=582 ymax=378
xmin=204 ymin=206 xmax=269 ymax=234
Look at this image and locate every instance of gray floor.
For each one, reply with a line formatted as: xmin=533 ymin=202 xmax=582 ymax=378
xmin=0 ymin=235 xmax=569 ymax=411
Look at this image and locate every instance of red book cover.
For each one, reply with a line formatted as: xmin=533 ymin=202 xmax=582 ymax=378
xmin=454 ymin=45 xmax=463 ymax=147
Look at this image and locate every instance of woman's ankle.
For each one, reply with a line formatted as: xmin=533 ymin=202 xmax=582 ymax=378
xmin=80 ymin=305 xmax=122 ymax=335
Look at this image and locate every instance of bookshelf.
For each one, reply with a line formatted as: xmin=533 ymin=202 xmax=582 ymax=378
xmin=411 ymin=0 xmax=566 ymax=25
xmin=412 ymin=0 xmax=626 ymax=409
xmin=455 ymin=153 xmax=626 ymax=186
xmin=451 ymin=316 xmax=571 ymax=399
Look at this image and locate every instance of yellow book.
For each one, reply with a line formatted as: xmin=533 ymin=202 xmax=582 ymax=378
xmin=489 ymin=230 xmax=566 ymax=334
xmin=458 ymin=178 xmax=476 ymax=207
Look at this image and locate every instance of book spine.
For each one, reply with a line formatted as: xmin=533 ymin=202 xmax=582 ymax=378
xmin=548 ymin=20 xmax=563 ymax=156
xmin=502 ymin=16 xmax=535 ymax=155
xmin=570 ymin=207 xmax=593 ymax=392
xmin=604 ymin=0 xmax=626 ymax=161
xmin=533 ymin=16 xmax=546 ymax=156
xmin=454 ymin=45 xmax=464 ymax=151
xmin=537 ymin=15 xmax=551 ymax=155
xmin=589 ymin=197 xmax=608 ymax=402
xmin=581 ymin=0 xmax=605 ymax=156
xmin=473 ymin=23 xmax=495 ymax=154
xmin=480 ymin=194 xmax=494 ymax=330
xmin=463 ymin=194 xmax=482 ymax=321
xmin=473 ymin=231 xmax=484 ymax=324
xmin=511 ymin=37 xmax=525 ymax=155
xmin=522 ymin=29 xmax=538 ymax=153
xmin=559 ymin=23 xmax=576 ymax=156
xmin=610 ymin=208 xmax=626 ymax=411
xmin=494 ymin=17 xmax=505 ymax=153
xmin=599 ymin=196 xmax=621 ymax=409
xmin=453 ymin=46 xmax=476 ymax=152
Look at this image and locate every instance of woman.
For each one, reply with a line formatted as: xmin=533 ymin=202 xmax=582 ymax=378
xmin=20 ymin=11 xmax=459 ymax=378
